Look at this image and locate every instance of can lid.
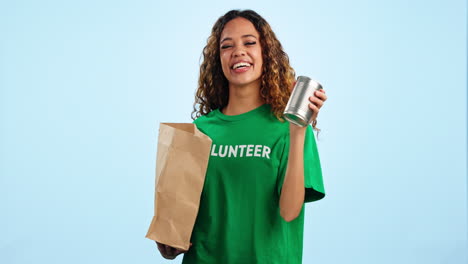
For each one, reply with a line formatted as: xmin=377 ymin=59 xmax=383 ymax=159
xmin=297 ymin=76 xmax=311 ymax=81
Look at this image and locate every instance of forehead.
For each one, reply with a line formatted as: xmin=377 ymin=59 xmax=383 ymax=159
xmin=220 ymin=17 xmax=259 ymax=40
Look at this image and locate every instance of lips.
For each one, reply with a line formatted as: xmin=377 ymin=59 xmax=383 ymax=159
xmin=231 ymin=61 xmax=252 ymax=70
xmin=232 ymin=66 xmax=251 ymax=73
xmin=230 ymin=61 xmax=252 ymax=74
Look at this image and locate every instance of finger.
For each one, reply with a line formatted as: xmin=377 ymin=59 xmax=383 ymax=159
xmin=314 ymin=89 xmax=326 ymax=96
xmin=164 ymin=248 xmax=177 ymax=259
xmin=168 ymin=246 xmax=186 ymax=259
xmin=173 ymin=249 xmax=186 ymax=256
xmin=156 ymin=242 xmax=167 ymax=255
xmin=316 ymin=89 xmax=326 ymax=94
xmin=174 ymin=244 xmax=190 ymax=252
xmin=156 ymin=243 xmax=175 ymax=260
xmin=309 ymin=103 xmax=320 ymax=116
xmin=314 ymin=90 xmax=327 ymax=101
xmin=309 ymin=95 xmax=324 ymax=105
xmin=309 ymin=96 xmax=324 ymax=109
xmin=162 ymin=253 xmax=176 ymax=260
xmin=158 ymin=242 xmax=191 ymax=259
xmin=165 ymin=245 xmax=175 ymax=257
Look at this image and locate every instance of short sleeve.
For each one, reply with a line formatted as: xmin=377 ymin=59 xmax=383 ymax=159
xmin=277 ymin=125 xmax=326 ymax=203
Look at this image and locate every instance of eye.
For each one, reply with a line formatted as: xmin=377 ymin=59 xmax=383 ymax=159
xmin=245 ymin=41 xmax=256 ymax=46
xmin=221 ymin=45 xmax=232 ymax=49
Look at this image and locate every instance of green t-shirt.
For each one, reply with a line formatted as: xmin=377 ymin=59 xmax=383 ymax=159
xmin=182 ymin=103 xmax=325 ymax=264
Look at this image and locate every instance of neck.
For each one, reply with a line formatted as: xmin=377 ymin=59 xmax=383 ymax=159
xmin=222 ymin=80 xmax=264 ymax=116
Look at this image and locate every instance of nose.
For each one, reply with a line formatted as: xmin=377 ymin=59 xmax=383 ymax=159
xmin=232 ymin=46 xmax=246 ymax=57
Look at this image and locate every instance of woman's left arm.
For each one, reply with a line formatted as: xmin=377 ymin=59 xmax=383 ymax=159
xmin=279 ymin=89 xmax=327 ymax=222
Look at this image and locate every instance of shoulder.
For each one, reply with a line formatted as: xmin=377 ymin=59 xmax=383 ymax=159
xmin=193 ymin=110 xmax=216 ymax=125
xmin=193 ymin=111 xmax=220 ymax=136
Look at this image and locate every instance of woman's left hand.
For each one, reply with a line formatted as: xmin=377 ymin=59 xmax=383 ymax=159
xmin=288 ymin=84 xmax=327 ymax=134
xmin=288 ymin=81 xmax=328 ymax=125
xmin=308 ymin=89 xmax=327 ymax=122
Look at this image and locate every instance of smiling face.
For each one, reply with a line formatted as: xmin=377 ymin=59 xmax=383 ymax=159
xmin=219 ymin=17 xmax=263 ymax=89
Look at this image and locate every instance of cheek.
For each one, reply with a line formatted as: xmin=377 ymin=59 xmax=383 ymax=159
xmin=220 ymin=53 xmax=230 ymax=69
xmin=255 ymin=54 xmax=263 ymax=71
xmin=254 ymin=49 xmax=263 ymax=67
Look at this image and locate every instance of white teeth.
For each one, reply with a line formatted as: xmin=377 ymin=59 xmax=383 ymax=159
xmin=232 ymin=62 xmax=251 ymax=69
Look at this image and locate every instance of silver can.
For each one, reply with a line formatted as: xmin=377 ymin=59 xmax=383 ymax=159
xmin=283 ymin=76 xmax=323 ymax=127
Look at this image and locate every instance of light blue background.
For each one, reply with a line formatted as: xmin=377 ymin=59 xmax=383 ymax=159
xmin=1 ymin=0 xmax=466 ymax=263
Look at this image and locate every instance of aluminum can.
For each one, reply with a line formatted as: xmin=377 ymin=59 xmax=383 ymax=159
xmin=283 ymin=76 xmax=323 ymax=127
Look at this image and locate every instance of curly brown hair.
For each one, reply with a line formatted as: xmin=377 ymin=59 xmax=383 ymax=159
xmin=191 ymin=9 xmax=321 ymax=133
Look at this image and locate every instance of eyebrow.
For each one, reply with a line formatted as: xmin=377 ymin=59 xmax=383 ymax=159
xmin=220 ymin=34 xmax=258 ymax=44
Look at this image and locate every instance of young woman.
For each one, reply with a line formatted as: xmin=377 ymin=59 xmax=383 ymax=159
xmin=156 ymin=9 xmax=328 ymax=264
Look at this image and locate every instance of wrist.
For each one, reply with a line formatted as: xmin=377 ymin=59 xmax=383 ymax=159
xmin=289 ymin=123 xmax=307 ymax=137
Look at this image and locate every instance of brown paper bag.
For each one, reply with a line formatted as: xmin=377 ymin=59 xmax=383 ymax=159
xmin=145 ymin=123 xmax=212 ymax=251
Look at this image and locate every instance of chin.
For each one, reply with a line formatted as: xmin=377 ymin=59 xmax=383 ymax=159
xmin=228 ymin=76 xmax=261 ymax=87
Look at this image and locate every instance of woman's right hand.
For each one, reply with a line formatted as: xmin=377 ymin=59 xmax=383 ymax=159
xmin=155 ymin=241 xmax=192 ymax=260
